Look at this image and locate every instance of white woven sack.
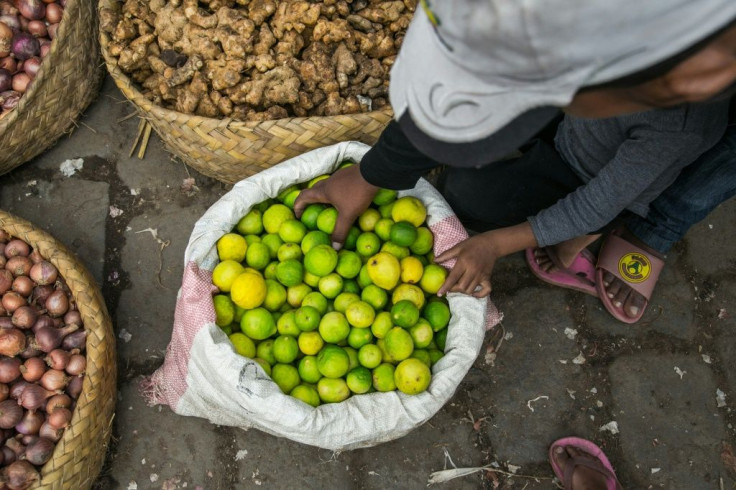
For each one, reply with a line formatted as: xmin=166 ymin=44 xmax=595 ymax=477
xmin=144 ymin=141 xmax=501 ymax=451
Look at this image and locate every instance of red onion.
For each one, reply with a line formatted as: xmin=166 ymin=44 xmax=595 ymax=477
xmin=21 ymin=54 xmax=39 ymax=78
xmin=5 ymin=460 xmax=40 ymax=489
xmin=11 ymin=276 xmax=33 ymax=297
xmin=13 ymin=0 xmax=44 ymax=20
xmin=29 ymin=260 xmax=56 ymax=286
xmin=5 ymin=255 xmax=31 ymax=276
xmin=38 ymin=421 xmax=61 ymax=442
xmin=0 ymin=357 xmax=20 ymax=383
xmin=0 ymin=66 xmax=9 ymax=91
xmin=14 ymin=409 xmax=42 ymax=435
xmin=18 ymin=357 xmax=44 ymax=382
xmin=39 ymin=369 xmax=67 ymax=391
xmin=10 ymin=31 xmax=37 ymax=60
xmin=44 ymin=289 xmax=68 ymax=317
xmin=0 ymin=268 xmax=12 ymax=293
xmin=61 ymin=329 xmax=85 ymax=351
xmin=1 ymin=292 xmax=25 ymax=313
xmin=44 ymin=1 xmax=60 ymax=22
xmin=65 ymin=374 xmax=82 ymax=398
xmin=0 ymin=383 xmax=8 ymax=402
xmin=4 ymin=239 xmax=29 ymax=258
xmin=10 ymin=70 xmax=28 ymax=92
xmin=44 ymin=349 xmax=68 ymax=370
xmin=11 ymin=305 xmax=36 ymax=329
xmin=63 ymin=309 xmax=81 ymax=326
xmin=32 ymin=323 xmax=77 ymax=352
xmin=25 ymin=18 xmax=44 ymax=36
xmin=31 ymin=285 xmax=52 ymax=307
xmin=65 ymin=353 xmax=85 ymax=376
xmin=0 ymin=328 xmax=25 ymax=357
xmin=18 ymin=384 xmax=57 ymax=411
xmin=46 ymin=406 xmax=70 ymax=429
xmin=0 ymin=399 xmax=22 ymax=428
xmin=45 ymin=393 xmax=69 ymax=413
xmin=23 ymin=436 xmax=52 ymax=465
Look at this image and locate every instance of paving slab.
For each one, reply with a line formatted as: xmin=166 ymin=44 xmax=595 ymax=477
xmin=684 ymin=198 xmax=736 ymax=277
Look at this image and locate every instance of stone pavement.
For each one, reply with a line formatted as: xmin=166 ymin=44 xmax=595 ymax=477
xmin=0 ymin=75 xmax=735 ymax=489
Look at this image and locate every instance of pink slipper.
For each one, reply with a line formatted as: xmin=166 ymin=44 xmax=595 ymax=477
xmin=595 ymin=229 xmax=664 ymax=324
xmin=549 ymin=437 xmax=623 ymax=490
xmin=525 ymin=247 xmax=597 ymax=297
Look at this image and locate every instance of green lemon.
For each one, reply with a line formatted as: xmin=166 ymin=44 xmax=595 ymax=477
xmin=360 ymin=284 xmax=388 ymax=311
xmin=263 ymin=261 xmax=279 ymax=280
xmin=298 ymin=331 xmax=324 ymax=355
xmin=244 ymin=242 xmax=271 ymax=270
xmin=347 ymin=326 xmax=373 ymax=349
xmin=411 ymin=349 xmax=432 ymax=367
xmin=428 ymin=348 xmax=444 ymax=365
xmin=372 ymin=363 xmax=396 ymax=392
xmin=277 ymin=185 xmax=300 ymax=202
xmin=212 ymin=260 xmax=245 ymax=292
xmin=272 ymin=363 xmax=300 ymax=393
xmin=307 ymin=174 xmax=330 ymax=188
xmin=276 ymin=259 xmax=304 ymax=287
xmin=420 ymin=264 xmax=448 ymax=295
xmin=358 ymin=344 xmax=382 ymax=369
xmin=346 ymin=366 xmax=373 ymax=394
xmin=229 ymin=332 xmax=256 ymax=358
xmin=378 ymin=201 xmax=395 ymax=219
xmin=435 ymin=327 xmax=448 ymax=351
xmin=391 ymin=300 xmax=420 ymax=328
xmin=303 ymin=271 xmax=321 ymax=288
xmin=256 ymin=339 xmax=276 ymax=365
xmin=409 ymin=320 xmax=434 ymax=348
xmin=317 ymin=377 xmax=350 ymax=403
xmin=344 ymin=346 xmax=359 ymax=370
xmin=301 ymin=230 xmax=331 ymax=255
xmin=318 ymin=311 xmax=350 ymax=343
xmin=300 ymin=203 xmax=326 ymax=230
xmin=213 ymin=294 xmax=235 ymax=327
xmin=410 ymin=227 xmax=434 ymax=255
xmin=287 ymin=283 xmax=312 ymax=308
xmin=317 ymin=345 xmax=350 ymax=378
xmin=290 ymin=384 xmax=320 ymax=407
xmin=370 ymin=311 xmax=393 ymax=339
xmin=263 ymin=204 xmax=295 ymax=234
xmin=335 ymin=250 xmax=362 ymax=279
xmin=390 ymin=221 xmax=418 ymax=248
xmin=277 ymin=242 xmax=303 ymax=262
xmin=254 ymin=357 xmax=272 ymax=376
xmin=372 ymin=188 xmax=398 ymax=206
xmin=240 ymin=307 xmax=277 ymax=340
xmin=384 ymin=327 xmax=414 ymax=361
xmin=298 ymin=355 xmax=322 ymax=383
xmin=316 ymin=207 xmax=339 ymax=235
xmin=244 ymin=234 xmax=261 ymax=245
xmin=423 ymin=301 xmax=451 ymax=331
xmin=294 ymin=305 xmax=321 ymax=332
xmin=333 ymin=292 xmax=360 ymax=313
xmin=343 ymin=226 xmax=361 ymax=251
xmin=278 ymin=219 xmax=307 ymax=244
xmin=301 ymin=291 xmax=328 ymax=314
xmin=343 ymin=279 xmax=360 ymax=294
xmin=345 ymin=301 xmax=375 ymax=328
xmin=304 ymin=244 xmax=338 ymax=277
xmin=355 ymin=232 xmax=381 ymax=257
xmin=282 ymin=189 xmax=301 ymax=209
xmin=394 ymin=358 xmax=431 ymax=395
xmin=380 ymin=241 xmax=410 ymax=260
xmin=263 ymin=279 xmax=287 ymax=312
xmin=273 ymin=335 xmax=299 ymax=363
xmin=236 ymin=209 xmax=263 ymax=235
xmin=358 ymin=208 xmax=381 ymax=232
xmin=277 ymin=310 xmax=301 ymax=337
xmin=374 ymin=218 xmax=395 ymax=242
xmin=318 ymin=273 xmax=344 ymax=299
xmin=261 ymin=233 xmax=284 ymax=259
xmin=357 ymin=264 xmax=373 ymax=288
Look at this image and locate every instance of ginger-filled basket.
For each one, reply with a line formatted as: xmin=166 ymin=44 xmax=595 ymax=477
xmin=98 ymin=0 xmax=397 ymax=185
xmin=0 ymin=0 xmax=103 ymax=176
xmin=0 ymin=210 xmax=116 ymax=489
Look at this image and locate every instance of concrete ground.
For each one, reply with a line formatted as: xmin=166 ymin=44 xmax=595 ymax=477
xmin=1 ymin=75 xmax=735 ymax=489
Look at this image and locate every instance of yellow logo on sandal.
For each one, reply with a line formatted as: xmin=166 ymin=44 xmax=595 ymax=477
xmin=618 ymin=253 xmax=651 ymax=283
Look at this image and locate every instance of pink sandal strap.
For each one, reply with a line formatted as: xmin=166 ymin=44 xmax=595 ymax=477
xmin=596 ymin=233 xmax=664 ymax=300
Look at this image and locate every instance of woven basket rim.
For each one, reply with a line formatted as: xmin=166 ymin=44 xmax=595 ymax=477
xmin=0 ymin=210 xmax=116 ymax=489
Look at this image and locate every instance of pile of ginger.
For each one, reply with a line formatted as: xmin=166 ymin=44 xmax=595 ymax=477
xmin=101 ymin=0 xmax=415 ymax=121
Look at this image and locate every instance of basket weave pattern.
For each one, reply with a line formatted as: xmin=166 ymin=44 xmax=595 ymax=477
xmin=0 ymin=0 xmax=103 ymax=176
xmin=0 ymin=210 xmax=116 ymax=490
xmin=99 ymin=0 xmax=394 ymax=184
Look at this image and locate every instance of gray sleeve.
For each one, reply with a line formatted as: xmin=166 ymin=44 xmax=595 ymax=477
xmin=528 ymin=129 xmax=702 ymax=247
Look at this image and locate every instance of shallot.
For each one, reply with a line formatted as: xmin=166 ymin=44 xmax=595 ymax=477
xmin=10 ymin=31 xmax=37 ymax=60
xmin=18 ymin=357 xmax=43 ymax=382
xmin=11 ymin=306 xmax=35 ymax=330
xmin=46 ymin=406 xmax=70 ymax=429
xmin=10 ymin=276 xmax=32 ymax=297
xmin=0 ymin=329 xmax=25 ymax=357
xmin=18 ymin=384 xmax=57 ymax=411
xmin=31 ymin=323 xmax=77 ymax=353
xmin=44 ymin=289 xmax=67 ymax=317
xmin=38 ymin=421 xmax=61 ymax=442
xmin=1 ymin=293 xmax=24 ymax=314
xmin=0 ymin=67 xmax=9 ymax=91
xmin=3 ymin=241 xmax=29 ymax=259
xmin=20 ymin=54 xmax=38 ymax=78
xmin=28 ymin=261 xmax=56 ymax=286
xmin=65 ymin=374 xmax=82 ymax=398
xmin=65 ymin=353 xmax=84 ymax=376
xmin=5 ymin=256 xmax=31 ymax=277
xmin=43 ymin=1 xmax=59 ymax=22
xmin=0 ymin=357 xmax=20 ymax=383
xmin=39 ymin=369 xmax=66 ymax=391
xmin=0 ymin=399 xmax=22 ymax=428
xmin=0 ymin=270 xmax=12 ymax=294
xmin=5 ymin=460 xmax=40 ymax=489
xmin=23 ymin=436 xmax=52 ymax=465
xmin=13 ymin=0 xmax=44 ymax=20
xmin=14 ymin=410 xmax=42 ymax=436
xmin=60 ymin=330 xmax=85 ymax=351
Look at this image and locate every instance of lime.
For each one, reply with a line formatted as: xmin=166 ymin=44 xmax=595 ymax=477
xmin=410 ymin=227 xmax=434 ymax=255
xmin=409 ymin=320 xmax=434 ymax=348
xmin=360 ymin=284 xmax=388 ymax=310
xmin=298 ymin=331 xmax=324 ymax=356
xmin=420 ymin=263 xmax=448 ymax=295
xmin=316 ymin=207 xmax=339 ymax=235
xmin=276 ymin=310 xmax=300 ymax=336
xmin=355 ymin=232 xmax=381 ymax=257
xmin=317 ymin=377 xmax=350 ymax=403
xmin=346 ymin=367 xmax=373 ymax=394
xmin=272 ymin=363 xmax=300 ymax=393
xmin=390 ymin=221 xmax=418 ymax=248
xmin=347 ymin=326 xmax=373 ymax=349
xmin=392 ymin=283 xmax=426 ymax=310
xmin=335 ymin=250 xmax=362 ymax=279
xmin=304 ymin=244 xmax=338 ymax=277
xmin=358 ymin=208 xmax=381 ymax=232
xmin=229 ymin=332 xmax=256 ymax=358
xmin=370 ymin=311 xmax=393 ymax=339
xmin=256 ymin=339 xmax=276 ymax=365
xmin=372 ymin=363 xmax=397 ymax=392
xmin=366 ymin=252 xmax=401 ymax=290
xmin=357 ymin=264 xmax=373 ymax=289
xmin=343 ymin=279 xmax=360 ymax=294
xmin=394 ymin=358 xmax=431 ymax=394
xmin=358 ymin=344 xmax=382 ymax=369
xmin=435 ymin=327 xmax=448 ymax=351
xmin=263 ymin=279 xmax=287 ymax=312
xmin=318 ymin=311 xmax=350 ymax=343
xmin=391 ymin=196 xmax=427 ymax=227
xmin=290 ymin=384 xmax=320 ymax=407
xmin=374 ymin=218 xmax=394 ymax=242
xmin=217 ymin=233 xmax=248 ymax=262
xmin=282 ymin=189 xmax=301 ymax=209
xmin=276 ymin=259 xmax=304 ymax=287
xmin=212 ymin=260 xmax=245 ymax=292
xmin=297 ymin=355 xmax=322 ymax=383
xmin=423 ymin=301 xmax=451 ymax=331
xmin=317 ymin=345 xmax=350 ymax=378
xmin=240 ymin=307 xmax=276 ymax=340
xmin=301 ymin=291 xmax=328 ymax=314
xmin=254 ymin=357 xmax=272 ymax=376
xmin=263 ymin=204 xmax=295 ymax=234
xmin=279 ymin=219 xmax=307 ymax=243
xmin=261 ymin=233 xmax=284 ymax=259
xmin=384 ymin=327 xmax=414 ymax=361
xmin=318 ymin=273 xmax=344 ymax=299
xmin=391 ymin=300 xmax=420 ymax=328
xmin=303 ymin=271 xmax=321 ymax=288
xmin=236 ymin=209 xmax=263 ymax=235
xmin=294 ymin=305 xmax=321 ymax=332
xmin=372 ymin=188 xmax=397 ymax=206
xmin=411 ymin=349 xmax=432 ymax=367
xmin=277 ymin=242 xmax=303 ymax=262
xmin=333 ymin=292 xmax=360 ymax=313
xmin=273 ymin=335 xmax=299 ymax=363
xmin=263 ymin=261 xmax=279 ymax=280
xmin=230 ymin=271 xmax=267 ymax=309
xmin=343 ymin=226 xmax=361 ymax=250
xmin=300 ymin=203 xmax=326 ymax=230
xmin=400 ymin=256 xmax=424 ymax=284
xmin=287 ymin=283 xmax=312 ymax=308
xmin=345 ymin=301 xmax=375 ymax=328
xmin=213 ymin=294 xmax=235 ymax=327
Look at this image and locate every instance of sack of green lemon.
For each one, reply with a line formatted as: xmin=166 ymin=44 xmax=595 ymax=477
xmin=143 ymin=141 xmax=502 ymax=450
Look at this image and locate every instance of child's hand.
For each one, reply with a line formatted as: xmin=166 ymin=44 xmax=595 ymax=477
xmin=434 ymin=233 xmax=498 ymax=298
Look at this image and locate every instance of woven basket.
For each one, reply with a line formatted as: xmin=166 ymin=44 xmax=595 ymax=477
xmin=0 ymin=0 xmax=103 ymax=176
xmin=0 ymin=210 xmax=116 ymax=490
xmin=98 ymin=0 xmax=394 ymax=185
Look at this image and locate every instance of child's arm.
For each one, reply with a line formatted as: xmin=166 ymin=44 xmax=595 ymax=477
xmin=435 ymin=221 xmax=537 ymax=297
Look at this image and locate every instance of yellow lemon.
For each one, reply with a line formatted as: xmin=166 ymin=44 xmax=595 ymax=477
xmin=366 ymin=252 xmax=400 ymax=290
xmin=230 ymin=271 xmax=267 ymax=309
xmin=298 ymin=331 xmax=324 ymax=356
xmin=217 ymin=233 xmax=248 ymax=262
xmin=263 ymin=204 xmax=295 ymax=234
xmin=394 ymin=358 xmax=431 ymax=395
xmin=391 ymin=196 xmax=427 ymax=227
xmin=358 ymin=208 xmax=381 ymax=232
xmin=317 ymin=377 xmax=350 ymax=403
xmin=392 ymin=283 xmax=426 ymax=310
xmin=212 ymin=260 xmax=245 ymax=292
xmin=400 ymin=256 xmax=424 ymax=284
xmin=371 ymin=363 xmax=396 ymax=392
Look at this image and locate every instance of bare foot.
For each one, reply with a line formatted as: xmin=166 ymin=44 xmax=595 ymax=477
xmin=601 ymin=229 xmax=663 ymax=319
xmin=533 ymin=234 xmax=601 ymax=273
xmin=552 ymin=446 xmax=611 ymax=490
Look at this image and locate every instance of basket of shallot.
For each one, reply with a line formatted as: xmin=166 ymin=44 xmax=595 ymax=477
xmin=0 ymin=210 xmax=115 ymax=490
xmin=0 ymin=0 xmax=103 ymax=176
